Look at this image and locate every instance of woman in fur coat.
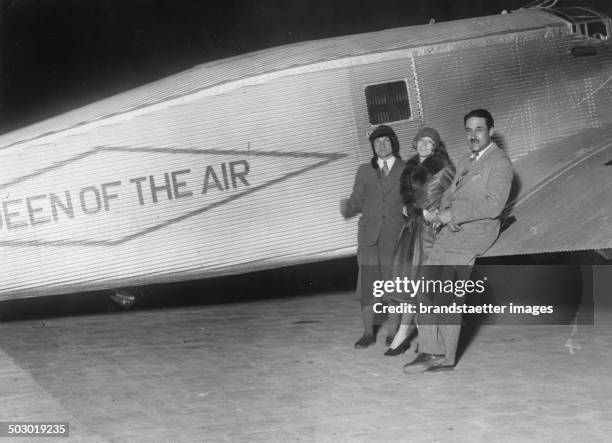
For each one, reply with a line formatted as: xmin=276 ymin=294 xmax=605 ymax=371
xmin=385 ymin=127 xmax=455 ymax=355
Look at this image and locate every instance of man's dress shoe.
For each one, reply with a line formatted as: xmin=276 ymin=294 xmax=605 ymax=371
xmin=354 ymin=334 xmax=375 ymax=349
xmin=424 ymin=360 xmax=455 ymax=372
xmin=402 ymin=353 xmax=444 ymax=374
xmin=404 ymin=353 xmax=436 ymax=365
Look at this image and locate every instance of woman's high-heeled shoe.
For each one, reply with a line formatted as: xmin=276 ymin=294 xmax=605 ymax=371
xmin=384 ymin=335 xmax=412 ymax=356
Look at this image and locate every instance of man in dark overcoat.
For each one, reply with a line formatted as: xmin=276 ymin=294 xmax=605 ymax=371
xmin=341 ymin=125 xmax=405 ymax=348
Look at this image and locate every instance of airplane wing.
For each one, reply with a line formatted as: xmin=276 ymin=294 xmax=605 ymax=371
xmin=486 ymin=124 xmax=612 ymax=257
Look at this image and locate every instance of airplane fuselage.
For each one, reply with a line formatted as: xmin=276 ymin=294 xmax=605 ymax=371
xmin=1 ymin=7 xmax=611 ymax=299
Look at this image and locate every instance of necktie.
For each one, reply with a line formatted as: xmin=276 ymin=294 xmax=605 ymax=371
xmin=382 ymin=160 xmax=390 ymax=176
xmin=470 ymin=152 xmax=478 ymax=162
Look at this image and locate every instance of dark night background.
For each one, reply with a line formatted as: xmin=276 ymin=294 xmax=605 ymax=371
xmin=2 ymin=0 xmax=610 ymax=135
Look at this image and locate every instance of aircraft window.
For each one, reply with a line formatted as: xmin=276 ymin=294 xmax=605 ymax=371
xmin=365 ymin=80 xmax=411 ymax=125
xmin=586 ymin=21 xmax=608 ymax=40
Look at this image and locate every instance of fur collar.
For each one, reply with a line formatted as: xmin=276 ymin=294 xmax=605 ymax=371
xmin=404 ymin=151 xmax=449 ymax=176
xmin=400 ymin=151 xmax=452 ymax=209
xmin=402 ymin=152 xmax=450 ymax=187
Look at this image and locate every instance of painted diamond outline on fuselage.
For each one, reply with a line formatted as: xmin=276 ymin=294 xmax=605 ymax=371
xmin=0 ymin=146 xmax=347 ymax=247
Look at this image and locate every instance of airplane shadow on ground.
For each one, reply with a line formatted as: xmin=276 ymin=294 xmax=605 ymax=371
xmin=0 ymin=257 xmax=359 ymax=322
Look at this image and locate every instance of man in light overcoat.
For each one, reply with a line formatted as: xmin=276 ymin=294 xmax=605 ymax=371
xmin=404 ymin=109 xmax=513 ymax=371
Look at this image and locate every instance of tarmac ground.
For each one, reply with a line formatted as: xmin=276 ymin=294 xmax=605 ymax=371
xmin=0 ymin=260 xmax=610 ymax=442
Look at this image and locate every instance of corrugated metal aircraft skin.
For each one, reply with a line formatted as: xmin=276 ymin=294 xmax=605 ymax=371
xmin=416 ymin=32 xmax=612 ymax=160
xmin=0 ymin=70 xmax=360 ymax=298
xmin=0 ymin=8 xmax=611 ymax=299
xmin=487 ymin=125 xmax=612 ymax=256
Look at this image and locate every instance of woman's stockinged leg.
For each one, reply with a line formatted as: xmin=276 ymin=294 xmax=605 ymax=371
xmin=388 ymin=311 xmax=415 ymax=350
